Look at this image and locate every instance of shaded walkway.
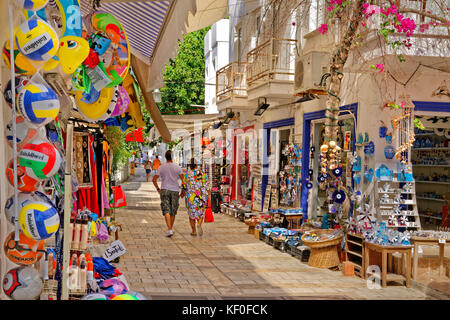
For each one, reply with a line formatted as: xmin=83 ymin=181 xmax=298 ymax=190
xmin=114 ymin=167 xmax=447 ymax=300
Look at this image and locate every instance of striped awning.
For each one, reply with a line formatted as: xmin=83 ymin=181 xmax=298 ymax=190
xmin=79 ymin=0 xmax=170 ymax=62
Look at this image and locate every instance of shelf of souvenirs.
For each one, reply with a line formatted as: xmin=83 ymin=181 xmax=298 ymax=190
xmin=379 ymin=200 xmax=416 ymax=206
xmin=385 ymin=222 xmax=420 ymax=228
xmin=380 ymin=211 xmax=418 ymax=217
xmin=378 ymin=190 xmax=415 ymax=195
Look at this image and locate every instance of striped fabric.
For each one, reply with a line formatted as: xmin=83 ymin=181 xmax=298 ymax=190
xmin=79 ymin=0 xmax=170 ymax=60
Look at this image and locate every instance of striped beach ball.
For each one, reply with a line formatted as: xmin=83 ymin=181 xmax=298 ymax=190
xmin=15 ymin=16 xmax=59 ymax=61
xmin=18 ymin=192 xmax=59 ymax=240
xmin=16 ymin=0 xmax=49 ymax=11
xmin=17 ymin=83 xmax=60 ymax=126
xmin=18 ymin=141 xmax=62 ymax=180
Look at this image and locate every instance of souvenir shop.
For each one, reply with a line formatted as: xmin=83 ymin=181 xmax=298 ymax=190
xmin=0 ymin=0 xmax=146 ymax=300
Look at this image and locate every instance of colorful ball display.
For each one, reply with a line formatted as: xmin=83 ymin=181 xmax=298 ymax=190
xmin=5 ymin=116 xmax=44 ymax=149
xmin=3 ymin=76 xmax=30 ymax=107
xmin=81 ymin=293 xmax=108 ymax=300
xmin=18 ymin=141 xmax=62 ymax=180
xmin=2 ymin=39 xmax=37 ymax=75
xmin=99 ymin=278 xmax=128 ymax=296
xmin=2 ymin=266 xmax=43 ymax=300
xmin=17 ymin=83 xmax=60 ymax=126
xmin=16 ymin=0 xmax=49 ymax=11
xmin=18 ymin=191 xmax=60 ymax=240
xmin=15 ymin=16 xmax=59 ymax=61
xmin=111 ymin=86 xmax=130 ymax=116
xmin=6 ymin=158 xmax=41 ymax=192
xmin=4 ymin=231 xmax=44 ymax=266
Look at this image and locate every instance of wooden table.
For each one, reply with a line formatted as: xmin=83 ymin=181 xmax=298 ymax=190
xmin=281 ymin=213 xmax=303 ymax=229
xmin=411 ymin=236 xmax=450 ymax=279
xmin=364 ymin=242 xmax=412 ymax=288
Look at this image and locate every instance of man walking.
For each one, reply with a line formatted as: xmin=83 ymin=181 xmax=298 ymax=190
xmin=153 ymin=150 xmax=184 ymax=237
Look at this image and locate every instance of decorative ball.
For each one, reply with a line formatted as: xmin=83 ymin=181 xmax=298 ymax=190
xmin=81 ymin=293 xmax=108 ymax=300
xmin=111 ymin=86 xmax=130 ymax=116
xmin=5 ymin=116 xmax=44 ymax=149
xmin=328 ymin=140 xmax=336 ymax=149
xmin=4 ymin=231 xmax=44 ymax=266
xmin=320 ymin=144 xmax=328 ymax=153
xmin=99 ymin=278 xmax=128 ymax=296
xmin=18 ymin=191 xmax=60 ymax=240
xmin=6 ymin=158 xmax=41 ymax=192
xmin=18 ymin=141 xmax=62 ymax=180
xmin=2 ymin=39 xmax=37 ymax=75
xmin=15 ymin=16 xmax=59 ymax=61
xmin=3 ymin=76 xmax=30 ymax=107
xmin=17 ymin=83 xmax=60 ymax=126
xmin=2 ymin=266 xmax=43 ymax=300
xmin=16 ymin=0 xmax=49 ymax=11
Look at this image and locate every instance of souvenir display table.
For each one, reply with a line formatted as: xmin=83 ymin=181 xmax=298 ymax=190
xmin=411 ymin=234 xmax=450 ymax=279
xmin=280 ymin=212 xmax=303 ymax=230
xmin=301 ymin=230 xmax=343 ymax=269
xmin=364 ymin=242 xmax=412 ymax=287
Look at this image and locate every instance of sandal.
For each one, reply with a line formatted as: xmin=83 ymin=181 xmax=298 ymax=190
xmin=190 ymin=232 xmax=197 ymax=236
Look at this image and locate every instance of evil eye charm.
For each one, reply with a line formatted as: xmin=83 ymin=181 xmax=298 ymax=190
xmin=306 ymin=182 xmax=313 ymax=189
xmin=364 ymin=141 xmax=375 ymax=155
xmin=318 ymin=173 xmax=328 ymax=183
xmin=352 ymin=156 xmax=361 ymax=172
xmin=332 ymin=166 xmax=343 ymax=177
xmin=364 ymin=168 xmax=374 ymax=182
xmin=354 ymin=173 xmax=361 ymax=184
xmin=308 ymin=169 xmax=313 ymax=176
xmin=384 ymin=145 xmax=395 ymax=159
xmin=332 ymin=189 xmax=346 ymax=204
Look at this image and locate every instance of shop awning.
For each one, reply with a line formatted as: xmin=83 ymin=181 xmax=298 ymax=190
xmin=80 ymin=0 xmax=228 ymax=142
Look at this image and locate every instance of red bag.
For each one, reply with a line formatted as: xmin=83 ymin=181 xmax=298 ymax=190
xmin=204 ymin=198 xmax=214 ymax=223
xmin=112 ymin=185 xmax=127 ymax=208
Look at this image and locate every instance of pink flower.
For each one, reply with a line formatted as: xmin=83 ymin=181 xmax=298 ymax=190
xmin=318 ymin=23 xmax=328 ymax=35
xmin=375 ymin=64 xmax=385 ymax=73
xmin=327 ymin=6 xmax=334 ymax=12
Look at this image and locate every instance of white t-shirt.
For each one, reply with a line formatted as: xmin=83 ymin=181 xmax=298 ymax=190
xmin=156 ymin=162 xmax=183 ymax=192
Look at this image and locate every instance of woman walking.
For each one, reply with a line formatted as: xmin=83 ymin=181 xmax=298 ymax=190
xmin=145 ymin=160 xmax=153 ymax=182
xmin=182 ymin=158 xmax=211 ymax=236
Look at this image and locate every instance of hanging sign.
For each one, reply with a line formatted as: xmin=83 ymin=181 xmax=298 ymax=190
xmin=103 ymin=240 xmax=126 ymax=261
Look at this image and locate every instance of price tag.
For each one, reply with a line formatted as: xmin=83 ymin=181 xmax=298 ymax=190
xmin=103 ymin=240 xmax=126 ymax=261
xmin=439 ymin=238 xmax=446 ymax=244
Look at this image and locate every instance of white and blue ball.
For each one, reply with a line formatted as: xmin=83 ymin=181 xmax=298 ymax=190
xmin=2 ymin=266 xmax=43 ymax=300
xmin=16 ymin=0 xmax=49 ymax=11
xmin=17 ymin=83 xmax=60 ymax=127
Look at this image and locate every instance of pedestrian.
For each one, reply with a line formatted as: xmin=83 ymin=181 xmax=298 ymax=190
xmin=152 ymin=150 xmax=184 ymax=237
xmin=144 ymin=160 xmax=153 ymax=182
xmin=181 ymin=158 xmax=211 ymax=236
xmin=153 ymin=155 xmax=161 ymax=170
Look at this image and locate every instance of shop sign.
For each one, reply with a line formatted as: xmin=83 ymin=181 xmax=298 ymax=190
xmin=103 ymin=240 xmax=127 ymax=261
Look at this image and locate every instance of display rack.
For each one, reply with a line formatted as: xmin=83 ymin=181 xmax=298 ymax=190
xmin=220 ymin=164 xmax=232 ymax=203
xmin=345 ymin=233 xmax=364 ymax=278
xmin=376 ymin=179 xmax=421 ymax=230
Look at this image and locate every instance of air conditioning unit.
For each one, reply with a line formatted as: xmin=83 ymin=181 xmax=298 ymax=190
xmin=294 ymin=51 xmax=330 ymax=93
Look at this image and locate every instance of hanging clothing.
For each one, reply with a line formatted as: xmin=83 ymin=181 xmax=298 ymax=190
xmin=182 ymin=168 xmax=211 ymax=220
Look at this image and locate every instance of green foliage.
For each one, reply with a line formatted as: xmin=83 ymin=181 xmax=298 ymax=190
xmin=104 ymin=126 xmax=136 ymax=175
xmin=158 ymin=26 xmax=211 ymax=115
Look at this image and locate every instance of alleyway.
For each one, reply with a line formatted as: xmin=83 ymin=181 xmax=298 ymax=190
xmin=114 ymin=167 xmax=447 ymax=300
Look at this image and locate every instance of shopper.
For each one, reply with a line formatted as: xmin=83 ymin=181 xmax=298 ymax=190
xmin=182 ymin=158 xmax=211 ymax=236
xmin=144 ymin=160 xmax=153 ymax=182
xmin=152 ymin=150 xmax=184 ymax=237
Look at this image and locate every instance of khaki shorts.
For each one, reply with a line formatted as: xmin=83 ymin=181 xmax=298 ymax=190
xmin=160 ymin=189 xmax=180 ymax=216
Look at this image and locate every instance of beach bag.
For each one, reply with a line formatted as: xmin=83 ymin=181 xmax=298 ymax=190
xmin=204 ymin=198 xmax=214 ymax=223
xmin=111 ymin=185 xmax=127 ymax=208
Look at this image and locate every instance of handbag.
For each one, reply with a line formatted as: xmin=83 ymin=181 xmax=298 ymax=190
xmin=111 ymin=185 xmax=127 ymax=208
xmin=204 ymin=197 xmax=214 ymax=223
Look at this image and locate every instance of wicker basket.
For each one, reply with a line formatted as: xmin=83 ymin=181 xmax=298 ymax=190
xmin=301 ymin=232 xmax=343 ymax=269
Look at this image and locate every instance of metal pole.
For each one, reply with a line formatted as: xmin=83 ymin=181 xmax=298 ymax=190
xmin=62 ymin=122 xmax=73 ymax=300
xmin=8 ymin=0 xmax=20 ymax=243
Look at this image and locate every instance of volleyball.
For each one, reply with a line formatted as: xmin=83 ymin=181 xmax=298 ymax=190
xmin=18 ymin=191 xmax=60 ymax=240
xmin=4 ymin=231 xmax=45 ymax=266
xmin=19 ymin=141 xmax=62 ymax=180
xmin=3 ymin=76 xmax=30 ymax=107
xmin=5 ymin=116 xmax=44 ymax=149
xmin=2 ymin=266 xmax=43 ymax=300
xmin=6 ymin=158 xmax=41 ymax=192
xmin=16 ymin=0 xmax=49 ymax=11
xmin=5 ymin=191 xmax=47 ymax=225
xmin=17 ymin=83 xmax=60 ymax=126
xmin=2 ymin=39 xmax=37 ymax=75
xmin=15 ymin=16 xmax=59 ymax=61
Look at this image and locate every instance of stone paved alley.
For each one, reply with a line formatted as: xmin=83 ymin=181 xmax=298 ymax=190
xmin=114 ymin=167 xmax=449 ymax=300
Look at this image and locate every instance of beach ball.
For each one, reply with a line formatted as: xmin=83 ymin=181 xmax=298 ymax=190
xmin=2 ymin=40 xmax=37 ymax=75
xmin=3 ymin=76 xmax=30 ymax=107
xmin=17 ymin=83 xmax=60 ymax=126
xmin=18 ymin=141 xmax=62 ymax=180
xmin=99 ymin=278 xmax=128 ymax=296
xmin=111 ymin=86 xmax=130 ymax=116
xmin=110 ymin=293 xmax=139 ymax=300
xmin=3 ymin=266 xmax=43 ymax=300
xmin=15 ymin=16 xmax=59 ymax=61
xmin=4 ymin=231 xmax=44 ymax=266
xmin=16 ymin=0 xmax=49 ymax=11
xmin=5 ymin=116 xmax=44 ymax=150
xmin=81 ymin=293 xmax=108 ymax=300
xmin=18 ymin=191 xmax=60 ymax=240
xmin=6 ymin=158 xmax=41 ymax=192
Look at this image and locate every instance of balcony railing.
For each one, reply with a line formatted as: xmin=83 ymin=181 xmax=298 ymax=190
xmin=216 ymin=62 xmax=247 ymax=101
xmin=246 ymin=38 xmax=297 ymax=88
